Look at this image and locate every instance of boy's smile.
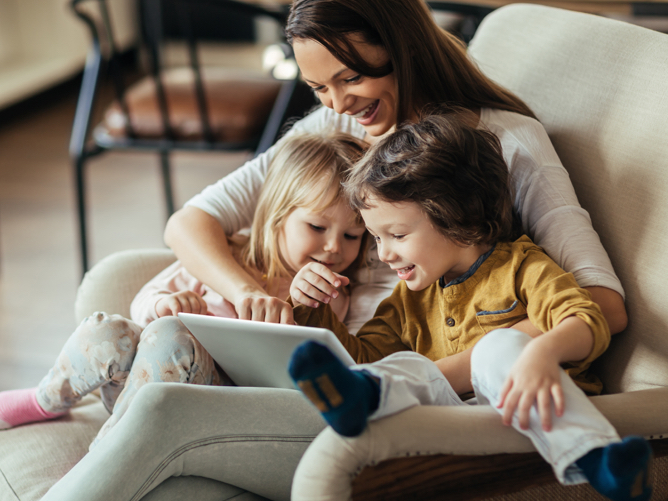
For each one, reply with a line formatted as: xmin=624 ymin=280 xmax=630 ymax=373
xmin=360 ymin=198 xmax=490 ymax=291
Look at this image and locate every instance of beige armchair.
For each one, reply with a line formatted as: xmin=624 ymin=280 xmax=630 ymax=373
xmin=2 ymin=5 xmax=667 ymax=501
xmin=290 ymin=4 xmax=668 ymax=500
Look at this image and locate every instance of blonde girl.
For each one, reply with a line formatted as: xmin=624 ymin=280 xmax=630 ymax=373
xmin=0 ymin=131 xmax=368 ymax=447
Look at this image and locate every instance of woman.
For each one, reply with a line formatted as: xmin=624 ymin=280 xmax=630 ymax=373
xmin=42 ymin=0 xmax=627 ymax=499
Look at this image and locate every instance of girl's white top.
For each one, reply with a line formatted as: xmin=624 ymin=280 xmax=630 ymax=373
xmin=186 ymin=106 xmax=623 ymax=334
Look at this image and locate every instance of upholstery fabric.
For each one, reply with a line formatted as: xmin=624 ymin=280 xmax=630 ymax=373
xmin=467 ymin=4 xmax=668 ymax=394
xmin=74 ymin=248 xmax=176 ymax=323
xmin=0 ymin=395 xmax=108 ymax=501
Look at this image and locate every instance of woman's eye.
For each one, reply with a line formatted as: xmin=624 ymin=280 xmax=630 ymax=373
xmin=373 ymin=235 xmax=381 ymax=243
xmin=310 ymin=85 xmax=325 ymax=93
xmin=345 ymin=75 xmax=362 ymax=84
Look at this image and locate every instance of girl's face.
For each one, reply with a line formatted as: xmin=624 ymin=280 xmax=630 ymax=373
xmin=278 ymin=199 xmax=366 ymax=276
xmin=293 ymin=37 xmax=398 ymax=138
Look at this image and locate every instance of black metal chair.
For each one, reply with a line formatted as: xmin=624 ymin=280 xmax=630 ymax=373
xmin=69 ymin=0 xmax=315 ymax=274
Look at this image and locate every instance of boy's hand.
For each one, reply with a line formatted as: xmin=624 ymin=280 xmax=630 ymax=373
xmin=290 ymin=262 xmax=350 ymax=309
xmin=156 ymin=291 xmax=208 ymax=317
xmin=497 ymin=340 xmax=564 ymax=432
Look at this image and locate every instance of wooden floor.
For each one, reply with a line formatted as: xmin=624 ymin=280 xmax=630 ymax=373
xmin=0 ymin=81 xmax=249 ymax=391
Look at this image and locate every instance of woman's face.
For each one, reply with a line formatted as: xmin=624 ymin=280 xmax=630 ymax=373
xmin=293 ymin=37 xmax=398 ymax=138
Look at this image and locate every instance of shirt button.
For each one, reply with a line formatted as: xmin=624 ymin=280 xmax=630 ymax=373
xmin=446 ymin=317 xmax=455 ymax=327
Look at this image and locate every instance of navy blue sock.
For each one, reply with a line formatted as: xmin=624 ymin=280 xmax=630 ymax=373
xmin=576 ymin=436 xmax=652 ymax=501
xmin=288 ymin=341 xmax=380 ymax=437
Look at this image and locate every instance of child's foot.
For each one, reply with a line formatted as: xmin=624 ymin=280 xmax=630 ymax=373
xmin=576 ymin=436 xmax=653 ymax=501
xmin=0 ymin=388 xmax=67 ymax=429
xmin=288 ymin=341 xmax=380 ymax=437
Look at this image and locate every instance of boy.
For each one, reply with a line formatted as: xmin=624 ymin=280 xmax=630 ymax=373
xmin=287 ymin=110 xmax=652 ymax=501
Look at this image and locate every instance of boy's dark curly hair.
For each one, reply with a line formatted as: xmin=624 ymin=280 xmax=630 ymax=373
xmin=344 ymin=107 xmax=517 ymax=247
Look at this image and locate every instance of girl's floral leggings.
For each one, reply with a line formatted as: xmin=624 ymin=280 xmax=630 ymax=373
xmin=36 ymin=312 xmax=230 ymax=448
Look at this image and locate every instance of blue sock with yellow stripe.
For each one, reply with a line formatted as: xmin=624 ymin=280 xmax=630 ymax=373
xmin=288 ymin=341 xmax=380 ymax=437
xmin=576 ymin=436 xmax=652 ymax=501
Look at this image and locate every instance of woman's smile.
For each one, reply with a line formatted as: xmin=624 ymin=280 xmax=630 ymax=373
xmin=354 ymin=100 xmax=381 ymax=126
xmin=293 ymin=38 xmax=398 ymax=137
xmin=350 ymin=102 xmax=376 ymax=119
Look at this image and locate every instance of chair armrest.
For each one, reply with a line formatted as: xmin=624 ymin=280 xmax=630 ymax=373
xmin=74 ymin=248 xmax=176 ymax=323
xmin=292 ymin=387 xmax=668 ymax=501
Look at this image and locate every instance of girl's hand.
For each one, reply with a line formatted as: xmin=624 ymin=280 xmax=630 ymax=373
xmin=156 ymin=291 xmax=208 ymax=317
xmin=497 ymin=340 xmax=564 ymax=432
xmin=235 ymin=292 xmax=294 ymax=324
xmin=290 ymin=262 xmax=350 ymax=309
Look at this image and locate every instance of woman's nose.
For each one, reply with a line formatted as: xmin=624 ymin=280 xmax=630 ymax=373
xmin=329 ymin=88 xmax=351 ymax=115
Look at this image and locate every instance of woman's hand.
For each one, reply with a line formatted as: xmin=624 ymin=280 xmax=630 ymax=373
xmin=156 ymin=291 xmax=208 ymax=317
xmin=235 ymin=291 xmax=294 ymax=324
xmin=497 ymin=339 xmax=564 ymax=432
xmin=290 ymin=262 xmax=350 ymax=309
xmin=164 ymin=207 xmax=295 ymax=324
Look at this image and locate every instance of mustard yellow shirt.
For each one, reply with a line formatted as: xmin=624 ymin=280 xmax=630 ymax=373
xmin=292 ymin=235 xmax=611 ymax=394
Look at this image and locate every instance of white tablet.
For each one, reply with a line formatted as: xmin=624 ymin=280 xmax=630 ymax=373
xmin=178 ymin=313 xmax=356 ymax=389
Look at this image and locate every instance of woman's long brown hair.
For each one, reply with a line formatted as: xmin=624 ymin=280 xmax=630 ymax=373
xmin=286 ymin=0 xmax=536 ymax=124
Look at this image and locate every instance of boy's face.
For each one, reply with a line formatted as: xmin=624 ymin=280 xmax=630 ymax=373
xmin=361 ymin=197 xmax=485 ymax=291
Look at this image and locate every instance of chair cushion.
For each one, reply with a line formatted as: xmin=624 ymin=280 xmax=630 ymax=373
xmin=101 ymin=67 xmax=282 ymax=143
xmin=75 ymin=248 xmax=176 ymax=323
xmin=0 ymin=395 xmax=108 ymax=501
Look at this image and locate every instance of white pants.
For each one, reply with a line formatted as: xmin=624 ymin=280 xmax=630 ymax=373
xmin=358 ymin=328 xmax=620 ymax=485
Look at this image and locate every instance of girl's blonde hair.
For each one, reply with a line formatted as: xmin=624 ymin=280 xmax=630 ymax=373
xmin=242 ymin=131 xmax=368 ymax=290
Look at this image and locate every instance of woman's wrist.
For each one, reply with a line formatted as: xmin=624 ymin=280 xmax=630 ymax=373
xmin=235 ymin=282 xmax=271 ymax=301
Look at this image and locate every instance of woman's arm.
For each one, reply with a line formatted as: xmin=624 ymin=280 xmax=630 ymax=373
xmin=507 ymin=288 xmax=627 ymax=335
xmin=485 ymin=111 xmax=627 ymax=333
xmin=164 ymin=206 xmax=294 ymax=323
xmin=584 ymin=286 xmax=627 ymax=334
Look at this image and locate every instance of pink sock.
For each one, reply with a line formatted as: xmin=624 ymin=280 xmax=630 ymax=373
xmin=0 ymin=388 xmax=67 ymax=429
